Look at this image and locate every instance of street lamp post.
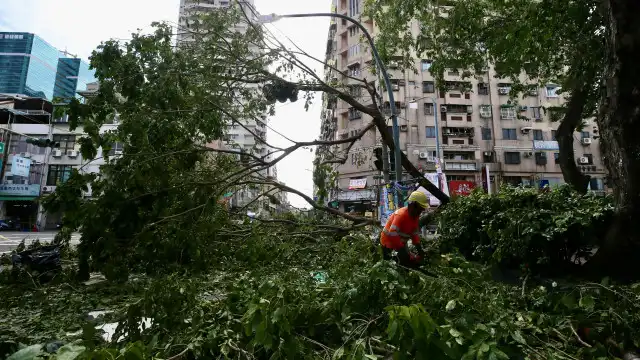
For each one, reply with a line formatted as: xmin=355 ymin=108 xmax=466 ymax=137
xmin=258 ymin=12 xmax=403 ymax=182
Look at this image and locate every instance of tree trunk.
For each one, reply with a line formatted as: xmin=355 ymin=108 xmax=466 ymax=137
xmin=373 ymin=116 xmax=450 ymax=204
xmin=556 ymin=84 xmax=591 ymax=194
xmin=588 ymin=0 xmax=640 ymax=279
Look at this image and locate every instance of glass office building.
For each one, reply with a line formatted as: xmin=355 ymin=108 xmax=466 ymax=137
xmin=0 ymin=32 xmax=95 ymax=100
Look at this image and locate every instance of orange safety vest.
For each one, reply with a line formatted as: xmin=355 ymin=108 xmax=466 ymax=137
xmin=380 ymin=207 xmax=421 ymax=250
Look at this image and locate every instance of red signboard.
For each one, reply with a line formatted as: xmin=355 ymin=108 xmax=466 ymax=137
xmin=449 ymin=181 xmax=475 ymax=196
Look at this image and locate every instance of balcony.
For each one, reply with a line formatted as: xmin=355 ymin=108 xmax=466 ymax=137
xmin=444 ymin=161 xmax=479 ymax=171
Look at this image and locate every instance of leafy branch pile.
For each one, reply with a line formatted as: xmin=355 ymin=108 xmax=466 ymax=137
xmin=2 ymin=216 xmax=640 ymax=359
xmin=436 ymin=186 xmax=614 ymax=275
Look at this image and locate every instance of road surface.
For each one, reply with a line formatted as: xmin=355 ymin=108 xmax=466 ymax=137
xmin=0 ymin=231 xmax=80 ymax=253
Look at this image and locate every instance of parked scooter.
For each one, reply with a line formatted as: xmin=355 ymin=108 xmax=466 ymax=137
xmin=0 ymin=218 xmax=19 ymax=231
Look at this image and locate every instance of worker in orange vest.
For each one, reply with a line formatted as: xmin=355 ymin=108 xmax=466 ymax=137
xmin=380 ymin=191 xmax=428 ymax=268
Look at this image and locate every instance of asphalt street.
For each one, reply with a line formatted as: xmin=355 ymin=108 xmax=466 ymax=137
xmin=0 ymin=231 xmax=81 ymax=253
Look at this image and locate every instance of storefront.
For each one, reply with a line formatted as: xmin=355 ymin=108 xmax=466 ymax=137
xmin=337 ymin=180 xmax=376 ymax=215
xmin=0 ymin=184 xmax=40 ymax=230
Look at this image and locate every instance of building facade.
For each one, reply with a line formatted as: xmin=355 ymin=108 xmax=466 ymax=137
xmin=179 ymin=0 xmax=284 ymax=210
xmin=0 ymin=32 xmax=95 ymax=101
xmin=315 ymin=0 xmax=607 ymax=214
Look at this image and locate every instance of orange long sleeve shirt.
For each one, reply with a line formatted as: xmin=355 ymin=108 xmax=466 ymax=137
xmin=380 ymin=207 xmax=421 ymax=250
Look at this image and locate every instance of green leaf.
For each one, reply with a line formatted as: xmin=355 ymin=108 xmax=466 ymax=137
xmin=511 ymin=331 xmax=526 ymax=345
xmin=7 ymin=345 xmax=44 ymax=360
xmin=579 ymin=295 xmax=595 ymax=311
xmin=55 ymin=344 xmax=86 ymax=360
xmin=446 ymin=300 xmax=456 ymax=311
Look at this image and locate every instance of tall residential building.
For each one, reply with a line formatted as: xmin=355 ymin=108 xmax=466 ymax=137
xmin=0 ymin=32 xmax=95 ymax=100
xmin=178 ymin=0 xmax=285 ymax=211
xmin=315 ymin=0 xmax=607 ymax=214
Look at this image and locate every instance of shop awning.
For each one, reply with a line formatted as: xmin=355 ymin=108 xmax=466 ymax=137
xmin=0 ymin=196 xmax=38 ymax=201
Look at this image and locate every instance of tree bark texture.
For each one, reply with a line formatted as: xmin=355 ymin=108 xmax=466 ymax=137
xmin=556 ymin=84 xmax=591 ymax=194
xmin=590 ymin=0 xmax=640 ymax=278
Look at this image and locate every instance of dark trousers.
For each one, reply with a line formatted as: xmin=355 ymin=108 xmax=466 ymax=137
xmin=381 ymin=245 xmax=419 ymax=269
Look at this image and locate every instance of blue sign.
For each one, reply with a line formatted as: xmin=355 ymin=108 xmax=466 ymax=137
xmin=533 ymin=140 xmax=559 ymax=151
xmin=11 ymin=156 xmax=31 ymax=177
xmin=0 ymin=184 xmax=40 ymax=197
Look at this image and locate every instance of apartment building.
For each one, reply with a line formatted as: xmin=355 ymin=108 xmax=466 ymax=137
xmin=315 ymin=0 xmax=607 ymax=214
xmin=179 ymin=0 xmax=285 ymax=211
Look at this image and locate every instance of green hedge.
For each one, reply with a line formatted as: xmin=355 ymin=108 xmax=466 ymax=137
xmin=436 ymin=185 xmax=614 ymax=274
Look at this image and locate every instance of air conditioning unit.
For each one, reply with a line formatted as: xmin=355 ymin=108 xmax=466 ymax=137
xmin=581 ymin=138 xmax=592 ymax=145
xmin=528 ymin=89 xmax=538 ymax=96
xmin=521 ymin=127 xmax=533 ymax=134
xmin=440 ymin=105 xmax=448 ymax=112
xmin=579 ymin=157 xmax=589 ymax=164
xmin=483 ymin=151 xmax=493 ymax=156
xmin=419 ymin=152 xmax=429 ymax=159
xmin=19 ymin=152 xmax=31 ymax=158
xmin=498 ymin=88 xmax=509 ymax=95
xmin=67 ymin=150 xmax=78 ymax=157
xmin=52 ymin=149 xmax=63 ymax=157
xmin=114 ymin=150 xmax=123 ymax=155
xmin=466 ymin=106 xmax=473 ymax=114
xmin=392 ymin=84 xmax=400 ymax=91
xmin=523 ymin=152 xmax=533 ymax=158
xmin=5 ymin=180 xmax=12 ymax=184
xmin=479 ymin=106 xmax=492 ymax=118
xmin=388 ymin=61 xmax=399 ymax=69
xmin=400 ymin=125 xmax=408 ymax=132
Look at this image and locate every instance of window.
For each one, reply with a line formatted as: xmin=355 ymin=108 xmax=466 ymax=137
xmin=52 ymin=134 xmax=76 ymax=152
xmin=504 ymin=152 xmax=521 ymax=164
xmin=46 ymin=165 xmax=73 ymax=186
xmin=546 ymin=85 xmax=560 ymax=98
xmin=408 ymin=80 xmax=416 ymax=86
xmin=551 ymin=130 xmax=557 ymax=140
xmin=533 ymin=129 xmax=544 ymax=140
xmin=502 ymin=128 xmax=517 ymax=140
xmin=500 ymin=107 xmax=516 ymax=120
xmin=348 ymin=44 xmax=360 ymax=57
xmin=554 ymin=152 xmax=560 ymax=162
xmin=581 ymin=131 xmax=590 ymax=139
xmin=426 ymin=126 xmax=436 ymax=138
xmin=348 ymin=107 xmax=361 ymax=120
xmin=532 ymin=106 xmax=542 ymax=120
xmin=424 ymin=103 xmax=434 ymax=115
xmin=421 ymin=60 xmax=432 ymax=71
xmin=451 ymin=139 xmax=465 ymax=145
xmin=422 ymin=81 xmax=435 ymax=93
xmin=477 ymin=83 xmax=489 ymax=95
xmin=447 ymin=69 xmax=460 ymax=76
xmin=584 ymin=154 xmax=593 ymax=164
xmin=449 ymin=93 xmax=461 ymax=98
xmin=589 ymin=178 xmax=604 ymax=190
xmin=108 ymin=142 xmax=124 ymax=156
xmin=348 ymin=26 xmax=359 ymax=37
xmin=348 ymin=0 xmax=360 ymax=16
xmin=347 ymin=63 xmax=361 ymax=77
xmin=481 ymin=127 xmax=492 ymax=140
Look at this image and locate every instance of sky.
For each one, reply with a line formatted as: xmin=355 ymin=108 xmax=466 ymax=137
xmin=0 ymin=0 xmax=330 ymax=208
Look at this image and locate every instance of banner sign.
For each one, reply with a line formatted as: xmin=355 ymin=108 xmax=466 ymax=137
xmin=11 ymin=155 xmax=31 ymax=177
xmin=0 ymin=184 xmax=40 ymax=197
xmin=379 ymin=184 xmax=396 ymax=226
xmin=449 ymin=181 xmax=475 ymax=196
xmin=348 ymin=178 xmax=367 ymax=189
xmin=533 ymin=140 xmax=559 ymax=150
